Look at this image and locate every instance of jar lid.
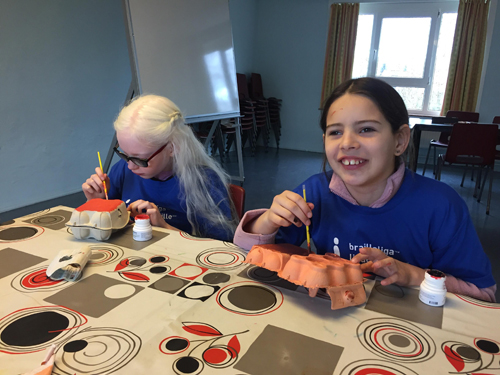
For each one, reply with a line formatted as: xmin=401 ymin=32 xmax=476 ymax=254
xmin=426 ymin=269 xmax=446 ymax=279
xmin=135 ymin=214 xmax=150 ymax=221
xmin=423 ymin=269 xmax=446 ymax=289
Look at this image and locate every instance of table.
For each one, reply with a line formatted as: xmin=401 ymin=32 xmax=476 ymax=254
xmin=1 ymin=206 xmax=500 ymax=374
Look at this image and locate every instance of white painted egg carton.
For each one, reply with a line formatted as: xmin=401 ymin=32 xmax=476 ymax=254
xmin=65 ymin=199 xmax=130 ymax=241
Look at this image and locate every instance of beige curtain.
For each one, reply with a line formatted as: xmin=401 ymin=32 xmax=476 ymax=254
xmin=441 ymin=0 xmax=490 ymax=114
xmin=320 ymin=3 xmax=359 ymax=108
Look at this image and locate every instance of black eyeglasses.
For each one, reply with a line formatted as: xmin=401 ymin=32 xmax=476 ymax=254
xmin=113 ymin=143 xmax=168 ymax=167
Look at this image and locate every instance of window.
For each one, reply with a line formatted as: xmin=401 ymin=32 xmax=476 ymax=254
xmin=352 ymin=2 xmax=458 ymax=116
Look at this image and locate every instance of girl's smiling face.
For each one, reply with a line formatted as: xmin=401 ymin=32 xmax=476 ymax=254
xmin=116 ymin=131 xmax=174 ymax=180
xmin=324 ymin=93 xmax=409 ymax=204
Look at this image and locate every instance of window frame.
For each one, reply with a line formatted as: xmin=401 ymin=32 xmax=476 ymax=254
xmin=358 ymin=1 xmax=459 ymax=116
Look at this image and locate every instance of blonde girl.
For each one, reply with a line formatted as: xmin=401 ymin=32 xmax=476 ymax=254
xmin=83 ymin=95 xmax=237 ymax=241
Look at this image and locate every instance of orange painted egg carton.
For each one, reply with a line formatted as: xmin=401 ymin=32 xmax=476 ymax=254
xmin=244 ymin=243 xmax=366 ymax=310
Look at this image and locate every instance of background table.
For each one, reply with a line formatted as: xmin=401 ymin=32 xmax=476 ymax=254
xmin=1 ymin=206 xmax=499 ymax=374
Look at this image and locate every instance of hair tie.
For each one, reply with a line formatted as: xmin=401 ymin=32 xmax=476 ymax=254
xmin=170 ymin=111 xmax=182 ymax=122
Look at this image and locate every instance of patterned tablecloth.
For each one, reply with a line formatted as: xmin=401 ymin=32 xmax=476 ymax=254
xmin=0 ymin=206 xmax=499 ymax=375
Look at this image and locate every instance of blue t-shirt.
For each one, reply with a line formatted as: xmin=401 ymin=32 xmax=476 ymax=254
xmin=107 ymin=160 xmax=232 ymax=241
xmin=276 ymin=169 xmax=495 ymax=288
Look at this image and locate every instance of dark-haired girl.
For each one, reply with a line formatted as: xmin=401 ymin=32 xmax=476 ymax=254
xmin=234 ymin=77 xmax=496 ymax=302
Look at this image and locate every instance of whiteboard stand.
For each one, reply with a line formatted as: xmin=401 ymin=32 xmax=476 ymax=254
xmin=231 ymin=117 xmax=244 ymax=186
xmin=200 ymin=118 xmax=244 ymax=185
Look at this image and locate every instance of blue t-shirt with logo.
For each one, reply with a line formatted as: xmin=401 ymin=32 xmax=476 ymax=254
xmin=107 ymin=160 xmax=232 ymax=241
xmin=276 ymin=169 xmax=495 ymax=288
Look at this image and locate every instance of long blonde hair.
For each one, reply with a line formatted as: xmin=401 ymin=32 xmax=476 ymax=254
xmin=113 ymin=94 xmax=238 ymax=238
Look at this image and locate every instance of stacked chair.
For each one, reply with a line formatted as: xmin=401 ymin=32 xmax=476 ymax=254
xmin=191 ymin=121 xmax=225 ymax=164
xmin=222 ymin=73 xmax=283 ymax=156
xmin=248 ymin=73 xmax=282 ymax=151
xmin=222 ymin=74 xmax=258 ymax=156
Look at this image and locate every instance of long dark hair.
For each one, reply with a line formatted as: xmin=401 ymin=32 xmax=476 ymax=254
xmin=320 ymin=77 xmax=409 ymax=172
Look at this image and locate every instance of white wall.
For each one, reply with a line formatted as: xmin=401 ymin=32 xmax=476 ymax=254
xmin=478 ymin=0 xmax=500 ymax=123
xmin=229 ymin=0 xmax=257 ymax=75
xmin=0 ymin=0 xmax=131 ymax=213
xmin=252 ymin=0 xmax=329 ymax=152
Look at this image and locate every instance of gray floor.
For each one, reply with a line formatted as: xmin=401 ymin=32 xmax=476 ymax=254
xmin=2 ymin=146 xmax=499 ymax=300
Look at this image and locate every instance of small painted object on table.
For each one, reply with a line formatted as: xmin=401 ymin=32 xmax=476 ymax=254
xmin=244 ymin=243 xmax=366 ymax=310
xmin=65 ymin=199 xmax=130 ymax=241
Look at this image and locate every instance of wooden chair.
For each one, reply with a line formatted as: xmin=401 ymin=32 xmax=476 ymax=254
xmin=435 ymin=123 xmax=497 ymax=214
xmin=222 ymin=108 xmax=257 ymax=156
xmin=229 ymin=183 xmax=245 ymax=220
xmin=422 ymin=110 xmax=480 ymax=176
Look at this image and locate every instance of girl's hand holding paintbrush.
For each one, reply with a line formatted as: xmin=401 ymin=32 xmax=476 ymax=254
xmin=82 ymin=167 xmax=111 ymax=200
xmin=244 ymin=190 xmax=314 ymax=235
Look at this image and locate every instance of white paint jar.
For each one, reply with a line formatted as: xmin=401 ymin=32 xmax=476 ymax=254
xmin=419 ymin=269 xmax=446 ymax=307
xmin=133 ymin=214 xmax=153 ymax=241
